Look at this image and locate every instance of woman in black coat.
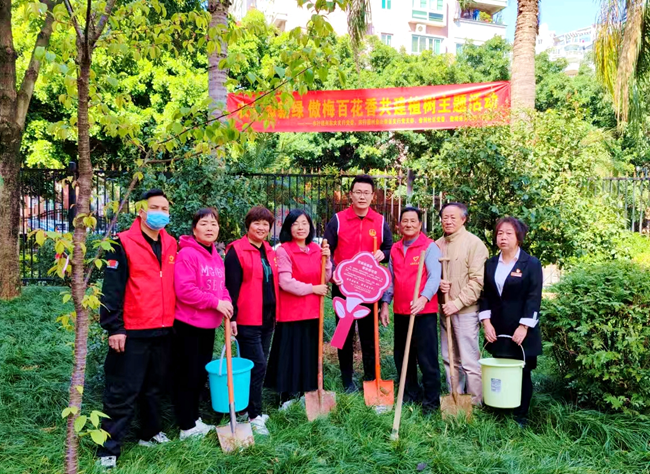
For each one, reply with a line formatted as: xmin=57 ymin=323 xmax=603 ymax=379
xmin=478 ymin=217 xmax=542 ymax=426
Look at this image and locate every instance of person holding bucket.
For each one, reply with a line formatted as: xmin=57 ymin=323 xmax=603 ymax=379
xmin=172 ymin=208 xmax=233 ymax=440
xmin=225 ymin=206 xmax=279 ymax=435
xmin=380 ymin=207 xmax=442 ymax=415
xmin=478 ymin=217 xmax=542 ymax=427
xmin=265 ymin=210 xmax=332 ymax=408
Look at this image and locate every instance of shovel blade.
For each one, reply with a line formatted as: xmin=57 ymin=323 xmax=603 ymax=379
xmin=363 ymin=379 xmax=394 ymax=408
xmin=304 ymin=389 xmax=337 ymax=422
xmin=440 ymin=393 xmax=473 ymax=421
xmin=216 ymin=422 xmax=254 ymax=453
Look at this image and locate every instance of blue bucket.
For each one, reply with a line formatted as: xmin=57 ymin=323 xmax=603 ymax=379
xmin=205 ymin=337 xmax=254 ymax=414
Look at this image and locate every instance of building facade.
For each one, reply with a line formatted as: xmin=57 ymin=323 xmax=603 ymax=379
xmin=536 ymin=23 xmax=596 ymax=75
xmin=231 ymin=0 xmax=507 ymax=55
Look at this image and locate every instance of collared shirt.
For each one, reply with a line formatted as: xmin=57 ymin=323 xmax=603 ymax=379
xmin=494 ymin=247 xmax=521 ymax=296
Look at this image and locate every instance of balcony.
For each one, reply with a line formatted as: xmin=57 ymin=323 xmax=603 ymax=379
xmin=454 ymin=15 xmax=506 ymax=44
xmin=461 ymin=0 xmax=507 ymax=15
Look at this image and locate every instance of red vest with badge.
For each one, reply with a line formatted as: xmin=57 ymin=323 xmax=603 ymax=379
xmin=120 ymin=217 xmax=177 ymax=330
xmin=277 ymin=242 xmax=322 ymax=323
xmin=227 ymin=236 xmax=280 ymax=326
xmin=333 ymin=206 xmax=384 ymax=264
xmin=391 ymin=232 xmax=439 ymax=315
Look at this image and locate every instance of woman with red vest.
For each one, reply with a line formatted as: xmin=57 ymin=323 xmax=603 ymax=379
xmin=224 ymin=206 xmax=279 ymax=435
xmin=264 ymin=210 xmax=332 ymax=409
xmin=173 ymin=208 xmax=233 ymax=440
xmin=380 ymin=207 xmax=442 ymax=415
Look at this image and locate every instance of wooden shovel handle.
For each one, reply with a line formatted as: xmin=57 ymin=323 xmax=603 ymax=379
xmin=317 ymin=239 xmax=327 ymax=393
xmin=440 ymin=256 xmax=458 ymax=398
xmin=392 ymin=250 xmax=426 ymax=438
xmin=224 ymin=317 xmax=235 ymax=405
xmin=372 ymin=236 xmax=381 ymax=385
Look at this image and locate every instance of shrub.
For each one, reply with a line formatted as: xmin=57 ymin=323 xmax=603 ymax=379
xmin=543 ymin=260 xmax=650 ymax=413
xmin=35 ymin=234 xmax=106 ymax=284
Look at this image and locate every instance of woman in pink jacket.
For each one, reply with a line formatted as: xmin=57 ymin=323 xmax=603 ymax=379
xmin=173 ymin=208 xmax=233 ymax=440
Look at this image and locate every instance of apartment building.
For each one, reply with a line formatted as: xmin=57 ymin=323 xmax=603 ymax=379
xmin=536 ymin=23 xmax=596 ymax=75
xmin=230 ymin=0 xmax=507 ymax=55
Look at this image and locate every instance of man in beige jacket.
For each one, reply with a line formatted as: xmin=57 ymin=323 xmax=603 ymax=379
xmin=437 ymin=202 xmax=489 ymax=404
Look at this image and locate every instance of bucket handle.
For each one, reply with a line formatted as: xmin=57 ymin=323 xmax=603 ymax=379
xmin=483 ymin=334 xmax=526 ymax=367
xmin=218 ymin=336 xmax=241 ymax=376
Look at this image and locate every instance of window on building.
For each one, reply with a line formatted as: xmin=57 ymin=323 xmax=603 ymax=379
xmin=412 ymin=35 xmax=442 ymax=54
xmin=381 ymin=34 xmax=393 ymax=46
xmin=382 ymin=0 xmax=391 ymax=9
xmin=456 ymin=43 xmax=464 ymax=55
xmin=412 ymin=0 xmax=444 ymax=22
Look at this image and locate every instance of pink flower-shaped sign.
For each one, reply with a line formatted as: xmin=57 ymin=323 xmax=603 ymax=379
xmin=330 ymin=252 xmax=391 ymax=350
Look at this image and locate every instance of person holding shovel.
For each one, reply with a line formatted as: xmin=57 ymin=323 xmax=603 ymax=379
xmin=437 ymin=202 xmax=489 ymax=405
xmin=172 ymin=208 xmax=233 ymax=440
xmin=323 ymin=175 xmax=393 ymax=393
xmin=264 ymin=210 xmax=332 ymax=409
xmin=225 ymin=206 xmax=279 ymax=436
xmin=380 ymin=207 xmax=442 ymax=415
xmin=479 ymin=217 xmax=542 ymax=427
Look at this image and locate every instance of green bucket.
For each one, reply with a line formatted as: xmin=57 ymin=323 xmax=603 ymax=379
xmin=479 ymin=335 xmax=526 ymax=408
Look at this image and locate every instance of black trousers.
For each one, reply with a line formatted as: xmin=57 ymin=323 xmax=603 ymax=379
xmin=393 ymin=313 xmax=441 ymax=412
xmin=332 ymin=284 xmax=376 ymax=385
xmin=98 ymin=334 xmax=172 ymax=458
xmin=237 ymin=324 xmax=274 ymax=419
xmin=514 ymin=357 xmax=537 ymax=419
xmin=172 ymin=320 xmax=216 ymax=431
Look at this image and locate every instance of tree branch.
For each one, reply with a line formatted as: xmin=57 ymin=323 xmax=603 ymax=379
xmin=92 ymin=0 xmax=117 ymax=45
xmin=63 ymin=0 xmax=84 ymax=40
xmin=84 ymin=0 xmax=92 ymax=50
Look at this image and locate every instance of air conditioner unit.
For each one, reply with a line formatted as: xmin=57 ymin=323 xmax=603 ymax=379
xmin=415 ymin=23 xmax=427 ymax=34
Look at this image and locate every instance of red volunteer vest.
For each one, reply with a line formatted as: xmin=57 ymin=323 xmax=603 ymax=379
xmin=333 ymin=206 xmax=384 ymax=264
xmin=277 ymin=242 xmax=322 ymax=323
xmin=391 ymin=232 xmax=439 ymax=316
xmin=228 ymin=236 xmax=280 ymax=326
xmin=120 ymin=217 xmax=177 ymax=330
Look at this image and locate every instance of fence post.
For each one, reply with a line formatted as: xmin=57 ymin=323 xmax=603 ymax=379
xmin=67 ymin=162 xmax=77 ymax=232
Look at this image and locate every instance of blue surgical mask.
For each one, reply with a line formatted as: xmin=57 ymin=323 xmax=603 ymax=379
xmin=145 ymin=211 xmax=170 ymax=230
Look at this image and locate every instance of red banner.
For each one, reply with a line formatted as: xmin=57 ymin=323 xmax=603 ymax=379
xmin=227 ymin=81 xmax=509 ymax=133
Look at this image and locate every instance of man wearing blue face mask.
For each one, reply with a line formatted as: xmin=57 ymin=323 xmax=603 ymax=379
xmin=97 ymin=189 xmax=177 ymax=469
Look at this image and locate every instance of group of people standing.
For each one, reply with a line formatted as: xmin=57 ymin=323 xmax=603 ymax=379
xmin=96 ymin=176 xmax=543 ymax=469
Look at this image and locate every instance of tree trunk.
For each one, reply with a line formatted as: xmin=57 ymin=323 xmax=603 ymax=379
xmin=510 ymin=0 xmax=538 ymax=112
xmin=0 ymin=0 xmax=57 ymax=299
xmin=65 ymin=45 xmax=93 ymax=474
xmin=207 ymin=0 xmax=230 ymax=122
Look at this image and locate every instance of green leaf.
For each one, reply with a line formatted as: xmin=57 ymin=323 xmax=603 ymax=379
xmin=90 ymin=411 xmax=100 ymax=428
xmin=90 ymin=430 xmax=108 ymax=446
xmin=34 ymin=46 xmax=45 ymax=60
xmin=45 ymin=51 xmax=56 ymax=62
xmin=35 ymin=230 xmax=46 ymax=246
xmin=274 ymin=66 xmax=286 ymax=78
xmin=74 ymin=415 xmax=87 ymax=433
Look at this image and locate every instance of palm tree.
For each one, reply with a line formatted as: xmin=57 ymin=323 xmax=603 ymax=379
xmin=208 ymin=0 xmax=230 ymax=122
xmin=510 ymin=0 xmax=539 ymax=110
xmin=595 ymin=0 xmax=650 ymax=128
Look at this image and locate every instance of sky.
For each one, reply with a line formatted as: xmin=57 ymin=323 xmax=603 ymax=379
xmin=503 ymin=0 xmax=601 ymax=40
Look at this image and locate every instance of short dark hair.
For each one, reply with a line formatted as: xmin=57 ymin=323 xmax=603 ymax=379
xmin=400 ymin=206 xmax=422 ymax=222
xmin=439 ymin=202 xmax=469 ymax=220
xmin=279 ymin=209 xmax=315 ymax=244
xmin=245 ymin=206 xmax=274 ymax=230
xmin=350 ymin=174 xmax=375 ymax=192
xmin=192 ymin=207 xmax=219 ymax=230
xmin=140 ymin=188 xmax=167 ymax=201
xmin=495 ymin=217 xmax=528 ymax=246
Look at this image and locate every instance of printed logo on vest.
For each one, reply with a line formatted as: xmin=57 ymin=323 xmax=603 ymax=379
xmin=369 ymin=228 xmax=376 ymax=237
xmin=411 ymin=255 xmax=420 ymax=265
xmin=168 ymin=255 xmax=175 ymax=264
xmin=107 ymin=259 xmax=119 ymax=269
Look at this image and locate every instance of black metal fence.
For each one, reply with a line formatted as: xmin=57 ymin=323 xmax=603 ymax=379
xmin=18 ymin=166 xmax=650 ymax=283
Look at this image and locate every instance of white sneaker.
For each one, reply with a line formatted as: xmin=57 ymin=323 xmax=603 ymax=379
xmin=98 ymin=456 xmax=116 ymax=469
xmin=279 ymin=399 xmax=297 ymax=411
xmin=250 ymin=415 xmax=269 ymax=435
xmin=138 ymin=431 xmax=171 ymax=447
xmin=180 ymin=419 xmax=215 ymax=440
xmin=260 ymin=414 xmax=269 ymax=422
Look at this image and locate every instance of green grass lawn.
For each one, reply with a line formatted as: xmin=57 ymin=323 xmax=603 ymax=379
xmin=2 ymin=287 xmax=650 ymax=473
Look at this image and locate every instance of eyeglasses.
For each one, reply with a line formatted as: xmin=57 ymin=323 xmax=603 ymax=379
xmin=351 ymin=191 xmax=373 ymax=197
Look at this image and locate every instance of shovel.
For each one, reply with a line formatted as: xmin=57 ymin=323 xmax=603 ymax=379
xmin=216 ymin=320 xmax=254 ymax=452
xmin=305 ymin=239 xmax=337 ymax=421
xmin=391 ymin=250 xmax=426 ymax=441
xmin=364 ymin=235 xmax=394 ymax=410
xmin=439 ymin=256 xmax=473 ymax=421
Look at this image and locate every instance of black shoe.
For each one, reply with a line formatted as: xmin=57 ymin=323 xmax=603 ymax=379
xmin=344 ymin=382 xmax=358 ymax=394
xmin=515 ymin=416 xmax=528 ymax=428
